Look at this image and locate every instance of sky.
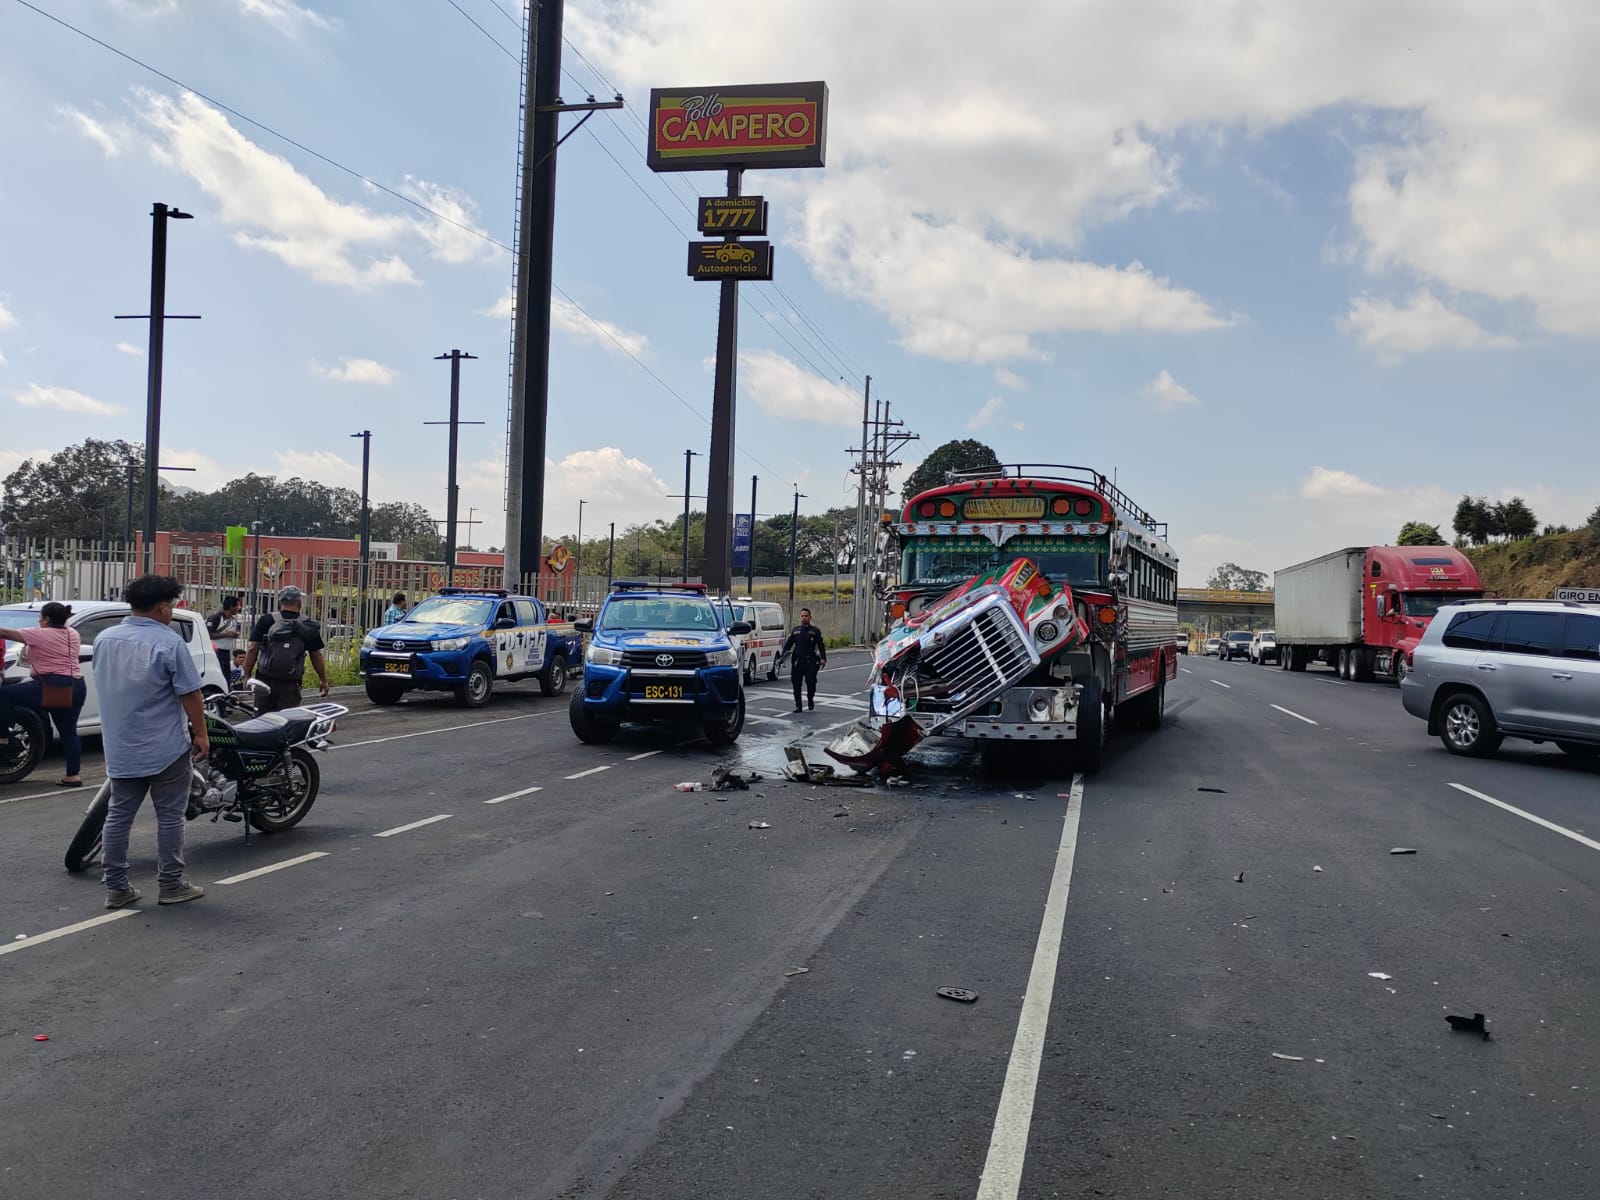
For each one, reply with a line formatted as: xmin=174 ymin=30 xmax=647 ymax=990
xmin=1 ymin=0 xmax=1598 ymax=585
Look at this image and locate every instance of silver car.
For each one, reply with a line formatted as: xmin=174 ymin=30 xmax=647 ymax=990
xmin=1400 ymin=600 xmax=1600 ymax=759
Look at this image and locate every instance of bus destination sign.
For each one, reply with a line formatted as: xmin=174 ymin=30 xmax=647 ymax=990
xmin=687 ymin=240 xmax=775 ymax=281
xmin=699 ymin=196 xmax=768 ymax=235
xmin=963 ymin=497 xmax=1047 ymax=520
xmin=648 ymin=82 xmax=829 ymax=173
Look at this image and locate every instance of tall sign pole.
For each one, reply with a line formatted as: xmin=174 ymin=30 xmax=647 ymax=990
xmin=748 ymin=473 xmax=758 ymax=596
xmin=350 ymin=430 xmax=371 ymax=621
xmin=429 ymin=351 xmax=482 ymax=586
xmin=646 ymin=81 xmax=828 ymax=595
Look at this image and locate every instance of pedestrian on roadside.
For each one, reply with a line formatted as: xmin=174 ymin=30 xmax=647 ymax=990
xmin=242 ymin=586 xmax=329 ymax=713
xmin=205 ymin=593 xmax=243 ymax=684
xmin=780 ymin=608 xmax=828 ymax=712
xmin=383 ymin=593 xmax=409 ymax=626
xmin=230 ymin=649 xmax=247 ymax=688
xmin=93 ymin=575 xmax=208 ymax=908
xmin=0 ymin=601 xmax=88 ymax=786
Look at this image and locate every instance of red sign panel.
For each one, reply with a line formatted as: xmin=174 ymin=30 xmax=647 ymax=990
xmin=647 ymin=81 xmax=828 ymax=172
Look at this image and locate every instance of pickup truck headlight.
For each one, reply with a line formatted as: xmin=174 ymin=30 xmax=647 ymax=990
xmin=587 ymin=645 xmax=622 ymax=666
xmin=362 ymin=634 xmax=377 ymax=649
xmin=704 ymin=648 xmax=738 ymax=667
xmin=432 ymin=636 xmax=470 ymax=652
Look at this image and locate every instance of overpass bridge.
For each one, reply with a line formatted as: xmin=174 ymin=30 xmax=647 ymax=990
xmin=1177 ymin=588 xmax=1275 ymax=623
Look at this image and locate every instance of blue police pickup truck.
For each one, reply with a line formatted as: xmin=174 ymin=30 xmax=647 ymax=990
xmin=360 ymin=587 xmax=584 ymax=708
xmin=569 ymin=581 xmax=752 ymax=746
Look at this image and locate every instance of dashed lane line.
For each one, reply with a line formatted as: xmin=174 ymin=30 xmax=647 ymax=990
xmin=484 ymin=785 xmax=543 ymax=805
xmin=0 ymin=910 xmax=136 ymax=957
xmin=626 ymin=750 xmax=662 ymax=761
xmin=975 ymin=776 xmax=1086 ymax=1200
xmin=1209 ymin=680 xmax=1232 ymax=690
xmin=565 ymin=765 xmax=611 ymax=780
xmin=373 ymin=814 xmax=453 ymax=838
xmin=215 ymin=852 xmax=330 ymax=886
xmin=1449 ymin=783 xmax=1600 ymax=853
xmin=1179 ymin=667 xmax=1193 ymax=674
xmin=1270 ymin=704 xmax=1319 ymax=726
xmin=331 ymin=710 xmax=556 ymax=751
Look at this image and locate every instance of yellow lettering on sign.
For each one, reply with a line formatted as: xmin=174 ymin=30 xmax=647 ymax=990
xmin=964 ymin=497 xmax=1046 ymax=519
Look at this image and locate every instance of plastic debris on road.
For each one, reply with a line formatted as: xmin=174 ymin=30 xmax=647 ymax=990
xmin=1446 ymin=1012 xmax=1490 ymax=1040
xmin=1390 ymin=847 xmax=1418 ymax=855
xmin=1313 ymin=865 xmax=1324 ymax=872
xmin=1271 ymin=1052 xmax=1305 ymax=1061
xmin=34 ymin=1034 xmax=49 ymax=1042
xmin=1234 ymin=872 xmax=1245 ymax=883
xmin=937 ymin=986 xmax=979 ymax=1004
xmin=784 ymin=966 xmax=809 ymax=977
xmin=1197 ymin=787 xmax=1227 ymax=794
xmin=1369 ymin=972 xmax=1393 ymax=980
xmin=748 ymin=821 xmax=771 ymax=830
xmin=674 ymin=782 xmax=705 ymax=792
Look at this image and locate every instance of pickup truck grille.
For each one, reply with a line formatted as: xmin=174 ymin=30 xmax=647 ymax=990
xmin=908 ymin=591 xmax=1038 ymax=733
xmin=377 ymin=638 xmax=432 ymax=653
xmin=622 ymin=649 xmax=707 ymax=670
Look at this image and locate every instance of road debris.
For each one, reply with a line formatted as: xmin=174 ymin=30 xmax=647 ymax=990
xmin=33 ymin=1034 xmax=49 ymax=1042
xmin=1313 ymin=865 xmax=1324 ymax=872
xmin=1390 ymin=847 xmax=1418 ymax=855
xmin=1271 ymin=1052 xmax=1305 ymax=1061
xmin=1446 ymin=1012 xmax=1490 ymax=1040
xmin=1197 ymin=787 xmax=1227 ymax=794
xmin=1369 ymin=972 xmax=1393 ymax=980
xmin=1234 ymin=872 xmax=1245 ymax=883
xmin=712 ymin=767 xmax=762 ymax=792
xmin=937 ymin=986 xmax=979 ymax=1003
xmin=748 ymin=821 xmax=771 ymax=830
xmin=673 ymin=782 xmax=705 ymax=792
xmin=784 ymin=746 xmax=872 ymax=786
xmin=784 ymin=966 xmax=809 ymax=977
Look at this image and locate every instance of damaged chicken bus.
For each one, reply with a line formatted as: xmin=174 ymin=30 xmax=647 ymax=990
xmin=875 ymin=465 xmax=1178 ymax=773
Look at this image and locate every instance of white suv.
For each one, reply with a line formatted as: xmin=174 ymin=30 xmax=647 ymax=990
xmin=0 ymin=600 xmax=231 ymax=735
xmin=1400 ymin=599 xmax=1600 ymax=759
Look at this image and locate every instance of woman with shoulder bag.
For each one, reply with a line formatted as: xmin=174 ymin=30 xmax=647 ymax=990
xmin=0 ymin=601 xmax=88 ymax=786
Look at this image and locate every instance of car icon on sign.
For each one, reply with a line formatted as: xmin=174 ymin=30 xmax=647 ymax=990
xmin=714 ymin=244 xmax=756 ymax=264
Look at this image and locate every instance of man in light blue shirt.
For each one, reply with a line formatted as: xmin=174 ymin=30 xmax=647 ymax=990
xmin=93 ymin=575 xmax=210 ymax=909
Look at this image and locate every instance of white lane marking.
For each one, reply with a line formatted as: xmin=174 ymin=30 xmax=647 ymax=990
xmin=1209 ymin=680 xmax=1232 ymax=690
xmin=565 ymin=765 xmax=611 ymax=780
xmin=1449 ymin=783 xmax=1600 ymax=853
xmin=1179 ymin=667 xmax=1193 ymax=675
xmin=1 ymin=781 xmax=109 ymax=806
xmin=373 ymin=814 xmax=453 ymax=838
xmin=332 ymin=711 xmax=551 ymax=751
xmin=1270 ymin=704 xmax=1319 ymax=726
xmin=0 ymin=910 xmax=135 ymax=957
xmin=626 ymin=750 xmax=663 ymax=761
xmin=1322 ymin=678 xmax=1349 ymax=687
xmin=484 ymin=785 xmax=543 ymax=805
xmin=215 ymin=852 xmax=329 ymax=886
xmin=976 ymin=775 xmax=1086 ymax=1199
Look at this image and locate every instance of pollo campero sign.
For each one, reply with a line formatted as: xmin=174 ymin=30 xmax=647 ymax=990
xmin=647 ymin=81 xmax=829 ymax=172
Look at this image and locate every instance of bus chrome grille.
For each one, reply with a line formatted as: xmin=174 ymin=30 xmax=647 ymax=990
xmin=913 ymin=594 xmax=1039 ymax=732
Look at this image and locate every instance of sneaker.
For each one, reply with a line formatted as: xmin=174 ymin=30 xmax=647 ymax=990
xmin=158 ymin=881 xmax=205 ymax=905
xmin=105 ymin=886 xmax=143 ymax=910
xmin=793 ymin=704 xmax=802 ymax=712
xmin=808 ymin=700 xmax=815 ymax=711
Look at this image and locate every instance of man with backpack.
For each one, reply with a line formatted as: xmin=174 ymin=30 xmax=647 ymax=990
xmin=242 ymin=586 xmax=329 ymax=713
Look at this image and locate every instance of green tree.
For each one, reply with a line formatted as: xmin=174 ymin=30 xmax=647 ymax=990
xmin=1397 ymin=521 xmax=1447 ymax=546
xmin=1206 ymin=562 xmax=1268 ymax=592
xmin=1587 ymin=504 xmax=1600 ymax=538
xmin=1496 ymin=496 xmax=1538 ymax=540
xmin=1453 ymin=494 xmax=1493 ymax=546
xmin=1 ymin=438 xmax=146 ymax=540
xmin=900 ymin=439 xmax=1000 ymax=502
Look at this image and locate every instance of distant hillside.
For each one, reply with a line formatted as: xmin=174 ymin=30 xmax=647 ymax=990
xmin=1465 ymin=528 xmax=1600 ymax=598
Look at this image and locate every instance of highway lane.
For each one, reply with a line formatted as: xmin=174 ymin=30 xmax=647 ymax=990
xmin=2 ymin=653 xmax=1594 ymax=1199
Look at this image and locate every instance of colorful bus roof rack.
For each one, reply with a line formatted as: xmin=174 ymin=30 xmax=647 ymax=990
xmin=943 ymin=463 xmax=1167 ymax=539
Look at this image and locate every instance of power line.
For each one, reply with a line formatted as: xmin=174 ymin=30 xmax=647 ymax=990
xmin=444 ymin=0 xmax=518 ymax=62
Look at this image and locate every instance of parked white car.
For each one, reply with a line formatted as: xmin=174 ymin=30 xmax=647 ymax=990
xmin=0 ymin=600 xmax=231 ymax=736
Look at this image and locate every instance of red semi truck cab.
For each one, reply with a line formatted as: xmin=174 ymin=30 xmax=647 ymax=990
xmin=1363 ymin=546 xmax=1482 ymax=669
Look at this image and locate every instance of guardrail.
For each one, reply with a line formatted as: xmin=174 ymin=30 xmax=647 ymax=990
xmin=1177 ymin=588 xmax=1275 ymax=604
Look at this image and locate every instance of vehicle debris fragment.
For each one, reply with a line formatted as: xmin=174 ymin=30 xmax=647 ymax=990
xmin=937 ymin=987 xmax=979 ymax=1003
xmin=1445 ymin=1012 xmax=1490 ymax=1040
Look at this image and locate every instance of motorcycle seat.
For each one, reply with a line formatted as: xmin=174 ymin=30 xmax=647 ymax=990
xmin=228 ymin=710 xmax=318 ymax=748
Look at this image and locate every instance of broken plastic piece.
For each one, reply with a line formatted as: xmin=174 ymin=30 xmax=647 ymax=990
xmin=748 ymin=821 xmax=771 ymax=830
xmin=674 ymin=781 xmax=704 ymax=792
xmin=1390 ymin=847 xmax=1418 ymax=855
xmin=784 ymin=966 xmax=809 ymax=977
xmin=1197 ymin=787 xmax=1227 ymax=794
xmin=1313 ymin=865 xmax=1324 ymax=872
xmin=1234 ymin=872 xmax=1245 ymax=883
xmin=1445 ymin=1012 xmax=1489 ymax=1039
xmin=937 ymin=986 xmax=978 ymax=1004
xmin=1271 ymin=1052 xmax=1304 ymax=1061
xmin=1368 ymin=972 xmax=1392 ymax=980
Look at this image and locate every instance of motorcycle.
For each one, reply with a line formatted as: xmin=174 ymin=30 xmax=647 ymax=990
xmin=64 ymin=684 xmax=347 ymax=872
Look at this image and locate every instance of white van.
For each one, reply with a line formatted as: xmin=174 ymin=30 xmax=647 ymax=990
xmin=716 ymin=598 xmax=788 ymax=683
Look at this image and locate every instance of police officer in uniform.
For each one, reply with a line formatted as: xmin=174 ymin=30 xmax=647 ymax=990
xmin=781 ymin=608 xmax=828 ymax=712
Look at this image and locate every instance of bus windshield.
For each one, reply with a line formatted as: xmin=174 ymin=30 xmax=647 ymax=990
xmin=902 ymin=538 xmax=1105 ymax=591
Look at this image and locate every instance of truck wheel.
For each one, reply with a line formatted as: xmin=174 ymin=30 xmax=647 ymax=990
xmin=1438 ymin=691 xmax=1501 ymax=757
xmin=1337 ymin=648 xmax=1351 ymax=679
xmin=539 ymin=653 xmax=569 ymax=697
xmin=702 ymin=691 xmax=746 ymax=746
xmin=568 ymin=691 xmax=619 ymax=744
xmin=455 ymin=660 xmax=493 ymax=709
xmin=1353 ymin=649 xmax=1375 ymax=683
xmin=1072 ymin=677 xmax=1106 ymax=776
xmin=365 ymin=679 xmax=405 ymax=706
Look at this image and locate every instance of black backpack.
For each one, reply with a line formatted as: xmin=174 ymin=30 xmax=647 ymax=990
xmin=258 ymin=617 xmax=308 ymax=682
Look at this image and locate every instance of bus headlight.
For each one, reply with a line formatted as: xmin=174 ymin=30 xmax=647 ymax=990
xmin=1035 ymin=621 xmax=1061 ymax=643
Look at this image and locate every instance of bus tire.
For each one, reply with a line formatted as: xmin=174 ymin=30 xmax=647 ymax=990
xmin=1073 ymin=676 xmax=1106 ymax=776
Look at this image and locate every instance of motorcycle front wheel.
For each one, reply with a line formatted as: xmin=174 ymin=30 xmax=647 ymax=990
xmin=64 ymin=780 xmax=113 ymax=872
xmin=248 ymin=747 xmax=321 ymax=834
xmin=0 ymin=709 xmax=48 ymax=786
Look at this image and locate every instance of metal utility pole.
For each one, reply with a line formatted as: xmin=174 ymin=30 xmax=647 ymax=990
xmin=115 ymin=202 xmax=197 ymax=572
xmin=428 ymin=350 xmax=482 ymax=586
xmin=786 ymin=486 xmax=806 ymax=618
xmin=701 ymin=167 xmax=745 ymax=596
xmin=576 ymin=499 xmax=586 ymax=581
xmin=680 ymin=449 xmax=699 ymax=582
xmin=123 ymin=459 xmax=136 ymax=545
xmin=503 ymin=0 xmax=622 ymax=584
xmin=350 ymin=430 xmax=371 ymax=623
xmin=747 ymin=474 xmax=758 ymax=596
xmin=606 ymin=521 xmax=615 ymax=588
xmin=851 ymin=374 xmax=871 ymax=642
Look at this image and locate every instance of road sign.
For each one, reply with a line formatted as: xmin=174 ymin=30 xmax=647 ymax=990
xmin=687 ymin=240 xmax=774 ymax=281
xmin=1555 ymin=586 xmax=1600 ymax=603
xmin=698 ymin=196 xmax=768 ymax=235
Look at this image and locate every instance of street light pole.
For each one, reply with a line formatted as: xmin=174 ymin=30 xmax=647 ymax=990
xmin=576 ymin=499 xmax=586 ymax=582
xmin=681 ymin=449 xmax=699 ymax=583
xmin=606 ymin=522 xmax=615 ymax=589
xmin=787 ymin=486 xmax=806 ymax=619
xmin=350 ymin=430 xmax=371 ymax=626
xmin=748 ymin=474 xmax=758 ymax=597
xmin=428 ymin=350 xmax=482 ymax=587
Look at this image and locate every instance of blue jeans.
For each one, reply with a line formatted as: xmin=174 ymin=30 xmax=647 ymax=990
xmin=0 ymin=675 xmax=87 ymax=775
xmin=101 ymin=752 xmax=192 ymax=893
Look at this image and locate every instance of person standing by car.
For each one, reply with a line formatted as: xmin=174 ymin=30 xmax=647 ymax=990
xmin=383 ymin=593 xmax=409 ymax=626
xmin=781 ymin=608 xmax=828 ymax=712
xmin=0 ymin=601 xmax=88 ymax=787
xmin=205 ymin=594 xmax=243 ymax=684
xmin=243 ymin=586 xmax=329 ymax=713
xmin=93 ymin=575 xmax=208 ymax=908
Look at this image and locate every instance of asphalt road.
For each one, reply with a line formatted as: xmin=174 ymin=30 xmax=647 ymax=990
xmin=2 ymin=648 xmax=1595 ymax=1200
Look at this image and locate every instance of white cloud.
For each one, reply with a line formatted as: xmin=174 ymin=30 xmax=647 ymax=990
xmin=0 ymin=350 xmax=6 ymax=366
xmin=741 ymin=350 xmax=859 ymax=426
xmin=138 ymin=90 xmax=416 ymax=289
xmin=274 ymin=449 xmax=361 ymax=487
xmin=112 ymin=0 xmax=181 ymax=15
xmin=1140 ymin=369 xmax=1199 ymax=411
xmin=551 ymin=298 xmax=650 ymax=359
xmin=481 ymin=289 xmax=516 ymax=320
xmin=313 ymin=357 xmax=398 ymax=386
xmin=0 ymin=301 xmax=15 ymax=330
xmin=966 ymin=396 xmax=1005 ymax=431
xmin=11 ymin=383 xmax=123 ymax=416
xmin=59 ymin=106 xmax=123 ymax=157
xmin=115 ymin=341 xmax=144 ymax=357
xmin=574 ymin=1 xmax=1600 ymax=357
xmin=157 ymin=448 xmax=227 ymax=491
xmin=543 ymin=448 xmax=675 ymax=533
xmin=1341 ymin=291 xmax=1516 ymax=361
xmin=1301 ymin=466 xmax=1385 ymax=500
xmin=401 ymin=177 xmax=497 ymax=265
xmin=994 ymin=368 xmax=1026 ymax=391
xmin=237 ymin=0 xmax=336 ymax=37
